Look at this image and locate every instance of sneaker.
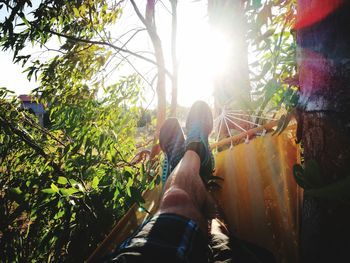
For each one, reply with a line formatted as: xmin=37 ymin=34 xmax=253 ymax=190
xmin=185 ymin=101 xmax=215 ymax=180
xmin=159 ymin=118 xmax=185 ymax=183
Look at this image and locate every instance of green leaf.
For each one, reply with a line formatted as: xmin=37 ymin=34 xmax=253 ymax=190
xmin=79 ymin=4 xmax=87 ymax=16
xmin=99 ymin=133 xmax=105 ymax=148
xmin=113 ymin=187 xmax=120 ymax=200
xmin=124 ymin=166 xmax=134 ymax=177
xmin=10 ymin=187 xmax=22 ymax=194
xmin=60 ymin=188 xmax=79 ymax=196
xmin=57 ymin=176 xmax=68 ymax=185
xmin=51 ymin=183 xmax=59 ymax=193
xmin=293 ymin=164 xmax=309 ymax=189
xmin=73 ymin=7 xmax=80 ymax=17
xmin=21 ymin=16 xmax=30 ymax=28
xmin=92 ymin=176 xmax=99 ymax=189
xmin=263 ymin=80 xmax=279 ymax=103
xmin=126 ymin=177 xmax=133 ymax=197
xmin=42 ymin=188 xmax=56 ymax=194
xmin=54 ymin=209 xmax=65 ymax=219
xmin=69 ymin=179 xmax=79 ymax=185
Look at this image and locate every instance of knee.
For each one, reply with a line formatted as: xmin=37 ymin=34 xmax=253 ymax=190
xmin=159 ymin=187 xmax=207 ymax=234
xmin=160 ymin=187 xmax=193 ymax=210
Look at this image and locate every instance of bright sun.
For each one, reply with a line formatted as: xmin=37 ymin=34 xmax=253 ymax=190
xmin=177 ymin=23 xmax=230 ymax=107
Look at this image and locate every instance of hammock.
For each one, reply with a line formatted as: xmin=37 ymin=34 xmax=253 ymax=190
xmin=87 ymin=120 xmax=301 ymax=263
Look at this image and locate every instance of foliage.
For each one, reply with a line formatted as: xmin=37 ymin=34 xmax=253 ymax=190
xmin=137 ymin=109 xmax=153 ymax=128
xmin=293 ymin=160 xmax=350 ymax=203
xmin=245 ymin=0 xmax=299 ymax=114
xmin=0 ymin=80 xmax=159 ymax=262
xmin=0 ymin=1 xmax=162 ymax=260
xmin=0 ymin=1 xmax=164 ymax=261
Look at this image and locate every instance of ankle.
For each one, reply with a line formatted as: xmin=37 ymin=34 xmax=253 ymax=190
xmin=186 ymin=141 xmax=206 ymax=163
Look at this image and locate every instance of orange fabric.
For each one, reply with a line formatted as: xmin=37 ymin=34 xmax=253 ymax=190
xmin=214 ymin=126 xmax=301 ymax=262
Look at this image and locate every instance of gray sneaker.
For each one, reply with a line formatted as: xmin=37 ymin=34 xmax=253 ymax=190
xmin=185 ymin=101 xmax=216 ymax=182
xmin=159 ymin=118 xmax=185 ymax=183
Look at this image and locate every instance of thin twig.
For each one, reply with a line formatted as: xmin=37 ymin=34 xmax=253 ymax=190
xmin=46 ymin=29 xmax=158 ymax=66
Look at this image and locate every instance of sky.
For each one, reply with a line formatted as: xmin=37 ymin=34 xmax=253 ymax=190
xmin=0 ymin=1 xmax=224 ymax=107
xmin=0 ymin=51 xmax=38 ymax=95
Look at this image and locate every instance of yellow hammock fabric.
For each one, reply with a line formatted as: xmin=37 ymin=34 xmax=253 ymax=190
xmin=87 ymin=124 xmax=301 ymax=263
xmin=213 ymin=125 xmax=301 ymax=262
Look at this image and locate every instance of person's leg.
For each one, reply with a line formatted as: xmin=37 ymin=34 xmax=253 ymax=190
xmin=158 ymin=101 xmax=216 ymax=233
xmin=107 ymin=101 xmax=215 ymax=263
xmin=159 ymin=150 xmax=213 ymax=233
xmin=159 ymin=100 xmax=217 ymax=231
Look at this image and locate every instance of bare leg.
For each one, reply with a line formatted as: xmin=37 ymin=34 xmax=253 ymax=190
xmin=158 ymin=150 xmax=213 ymax=233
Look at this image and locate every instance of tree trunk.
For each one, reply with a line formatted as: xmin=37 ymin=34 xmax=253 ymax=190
xmin=148 ymin=29 xmax=166 ymax=149
xmin=297 ymin=1 xmax=350 ymax=262
xmin=208 ymin=0 xmax=251 ymax=115
xmin=169 ymin=0 xmax=178 ymax=117
xmin=130 ymin=0 xmax=167 ymax=158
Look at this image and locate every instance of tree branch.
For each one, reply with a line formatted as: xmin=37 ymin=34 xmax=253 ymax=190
xmin=0 ymin=116 xmax=64 ymax=177
xmin=46 ymin=29 xmax=157 ymax=67
xmin=46 ymin=29 xmax=172 ymax=79
xmin=129 ymin=0 xmax=148 ymax=27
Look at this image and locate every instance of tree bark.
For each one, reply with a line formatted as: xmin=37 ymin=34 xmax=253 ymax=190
xmin=297 ymin=1 xmax=350 ymax=262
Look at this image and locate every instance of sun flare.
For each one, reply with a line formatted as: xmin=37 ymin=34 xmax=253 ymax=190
xmin=177 ymin=24 xmax=231 ymax=107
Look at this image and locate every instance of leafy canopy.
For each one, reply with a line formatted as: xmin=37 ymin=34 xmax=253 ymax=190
xmin=0 ymin=0 xmax=160 ymax=261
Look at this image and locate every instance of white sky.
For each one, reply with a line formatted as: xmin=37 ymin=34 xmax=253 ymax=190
xmin=0 ymin=51 xmax=37 ymax=94
xmin=0 ymin=1 xmax=222 ymax=107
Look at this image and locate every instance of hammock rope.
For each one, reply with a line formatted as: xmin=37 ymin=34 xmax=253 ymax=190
xmin=213 ymin=108 xmax=280 ymax=150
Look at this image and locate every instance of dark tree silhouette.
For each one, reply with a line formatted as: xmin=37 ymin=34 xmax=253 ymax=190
xmin=297 ymin=1 xmax=350 ymax=261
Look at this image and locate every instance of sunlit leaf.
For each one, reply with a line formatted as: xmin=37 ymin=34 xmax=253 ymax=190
xmin=10 ymin=187 xmax=22 ymax=194
xmin=72 ymin=7 xmax=80 ymax=17
xmin=42 ymin=188 xmax=56 ymax=194
xmin=60 ymin=188 xmax=79 ymax=196
xmin=57 ymin=176 xmax=68 ymax=185
xmin=92 ymin=176 xmax=99 ymax=189
xmin=51 ymin=183 xmax=59 ymax=193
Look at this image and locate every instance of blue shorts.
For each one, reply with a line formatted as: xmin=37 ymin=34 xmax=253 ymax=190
xmin=106 ymin=213 xmax=209 ymax=263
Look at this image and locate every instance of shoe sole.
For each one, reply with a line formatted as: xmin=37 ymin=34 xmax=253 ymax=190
xmin=185 ymin=100 xmax=213 ymax=135
xmin=159 ymin=118 xmax=185 ymax=153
